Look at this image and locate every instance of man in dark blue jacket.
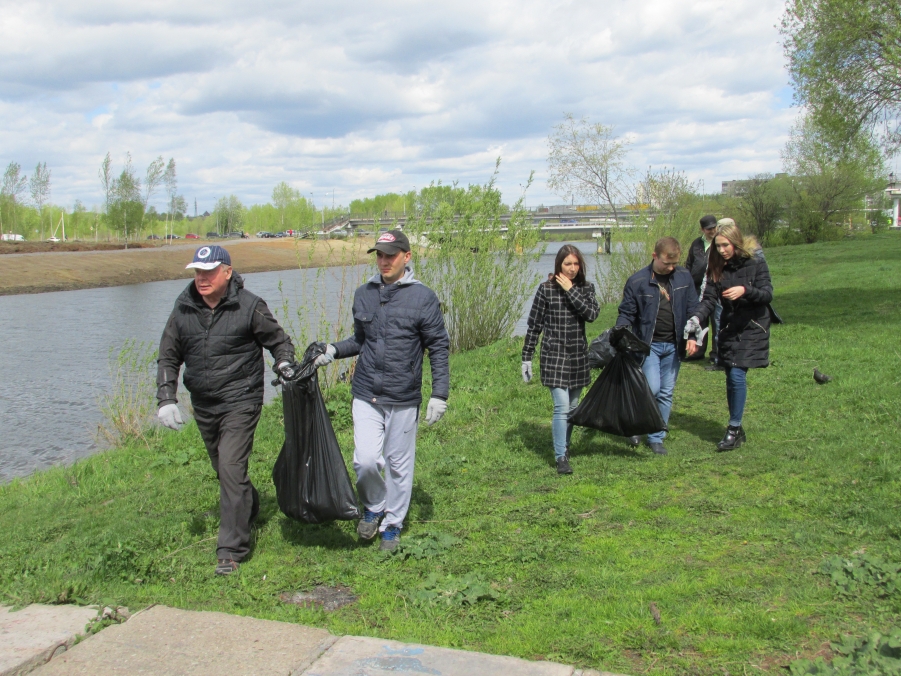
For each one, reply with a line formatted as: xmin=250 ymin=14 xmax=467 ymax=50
xmin=314 ymin=230 xmax=450 ymax=551
xmin=615 ymin=237 xmax=699 ymax=455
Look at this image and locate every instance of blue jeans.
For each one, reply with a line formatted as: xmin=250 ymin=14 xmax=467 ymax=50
xmin=725 ymin=366 xmax=748 ymax=427
xmin=641 ymin=342 xmax=681 ymax=443
xmin=549 ymin=387 xmax=583 ymax=459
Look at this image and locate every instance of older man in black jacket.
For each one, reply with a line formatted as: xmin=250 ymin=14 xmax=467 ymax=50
xmin=313 ymin=230 xmax=450 ymax=552
xmin=683 ymin=214 xmax=718 ymax=362
xmin=156 ymin=245 xmax=298 ymax=575
xmin=616 ymin=237 xmax=698 ymax=455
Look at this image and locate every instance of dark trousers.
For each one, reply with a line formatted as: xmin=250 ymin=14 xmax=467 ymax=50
xmin=193 ymin=404 xmax=262 ymax=561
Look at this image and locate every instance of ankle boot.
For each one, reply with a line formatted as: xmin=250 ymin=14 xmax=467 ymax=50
xmin=716 ymin=425 xmax=746 ymax=451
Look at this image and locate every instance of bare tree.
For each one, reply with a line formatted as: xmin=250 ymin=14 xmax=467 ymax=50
xmin=29 ymin=162 xmax=51 ymax=240
xmin=163 ymin=158 xmax=176 ymax=240
xmin=141 ymin=156 xmax=165 ymax=237
xmin=637 ymin=167 xmax=700 ymax=225
xmin=547 ymin=113 xmax=633 ymax=222
xmin=1 ymin=162 xmax=28 ymax=235
xmin=99 ymin=152 xmax=113 ymax=215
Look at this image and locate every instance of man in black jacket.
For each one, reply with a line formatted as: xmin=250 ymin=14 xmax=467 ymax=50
xmin=156 ymin=245 xmax=298 ymax=575
xmin=683 ymin=214 xmax=718 ymax=362
xmin=313 ymin=230 xmax=450 ymax=552
xmin=616 ymin=237 xmax=698 ymax=455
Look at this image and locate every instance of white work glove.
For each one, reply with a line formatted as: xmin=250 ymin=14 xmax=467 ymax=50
xmin=683 ymin=317 xmax=702 ymax=341
xmin=274 ymin=360 xmax=302 ymax=385
xmin=522 ymin=361 xmax=533 ymax=383
xmin=313 ymin=344 xmax=336 ymax=368
xmin=158 ymin=403 xmax=184 ymax=430
xmin=424 ymin=397 xmax=447 ymax=426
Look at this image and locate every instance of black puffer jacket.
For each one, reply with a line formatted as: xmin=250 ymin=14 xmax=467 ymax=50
xmin=157 ymin=273 xmax=296 ymax=413
xmin=332 ymin=267 xmax=450 ymax=407
xmin=694 ymin=255 xmax=773 ymax=369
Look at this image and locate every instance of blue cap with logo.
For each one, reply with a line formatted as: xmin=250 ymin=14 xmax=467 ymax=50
xmin=186 ymin=245 xmax=231 ymax=270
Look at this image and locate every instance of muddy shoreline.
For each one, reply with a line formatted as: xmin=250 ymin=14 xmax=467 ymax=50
xmin=0 ymin=239 xmax=370 ymax=296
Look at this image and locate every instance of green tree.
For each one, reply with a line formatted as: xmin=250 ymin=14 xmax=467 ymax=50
xmin=71 ymin=200 xmax=86 ymax=240
xmin=141 ymin=156 xmax=165 ymax=237
xmin=782 ymin=0 xmax=901 ymax=151
xmin=214 ymin=195 xmax=245 ymax=233
xmin=782 ymin=115 xmax=886 ymax=242
xmin=272 ymin=182 xmax=301 ymax=231
xmin=109 ymin=154 xmax=143 ymax=246
xmin=547 ymin=113 xmax=634 ymax=223
xmin=1 ymin=162 xmax=27 ymax=236
xmin=736 ymin=174 xmax=791 ymax=243
xmin=405 ymin=161 xmax=542 ymax=352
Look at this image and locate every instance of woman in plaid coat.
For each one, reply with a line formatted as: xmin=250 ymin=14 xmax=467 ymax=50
xmin=522 ymin=245 xmax=600 ymax=474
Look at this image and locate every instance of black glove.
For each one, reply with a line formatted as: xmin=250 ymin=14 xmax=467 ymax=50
xmin=273 ymin=360 xmax=302 ymax=386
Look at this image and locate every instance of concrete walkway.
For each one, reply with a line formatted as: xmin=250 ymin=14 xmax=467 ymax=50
xmin=1 ymin=604 xmax=626 ymax=676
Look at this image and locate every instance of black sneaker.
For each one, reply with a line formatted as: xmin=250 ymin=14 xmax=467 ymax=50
xmin=215 ymin=558 xmax=239 ymax=576
xmin=556 ymin=456 xmax=573 ymax=475
xmin=648 ymin=442 xmax=668 ymax=455
xmin=628 ymin=435 xmax=641 ymax=447
xmin=357 ymin=509 xmax=385 ymax=541
xmin=379 ymin=525 xmax=401 ymax=552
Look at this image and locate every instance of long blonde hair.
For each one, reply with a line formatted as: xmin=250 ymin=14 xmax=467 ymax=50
xmin=707 ymin=222 xmax=759 ymax=283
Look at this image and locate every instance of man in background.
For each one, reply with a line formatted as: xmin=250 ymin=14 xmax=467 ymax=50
xmin=684 ymin=214 xmax=718 ymax=363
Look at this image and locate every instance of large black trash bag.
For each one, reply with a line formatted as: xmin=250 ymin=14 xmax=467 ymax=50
xmin=588 ymin=328 xmax=616 ymax=370
xmin=272 ymin=342 xmax=361 ymax=524
xmin=569 ymin=327 xmax=667 ymax=437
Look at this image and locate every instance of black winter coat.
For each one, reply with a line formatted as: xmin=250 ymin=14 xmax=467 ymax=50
xmin=694 ymin=255 xmax=773 ymax=369
xmin=523 ymin=280 xmax=600 ymax=389
xmin=156 ymin=273 xmax=296 ymax=413
xmin=332 ymin=268 xmax=450 ymax=407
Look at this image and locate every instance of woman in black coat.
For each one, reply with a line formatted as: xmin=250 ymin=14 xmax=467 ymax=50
xmin=522 ymin=245 xmax=600 ymax=474
xmin=688 ymin=222 xmax=773 ymax=451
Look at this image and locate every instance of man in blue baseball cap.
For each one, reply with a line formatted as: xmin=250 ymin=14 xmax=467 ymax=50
xmin=156 ymin=244 xmax=300 ymax=575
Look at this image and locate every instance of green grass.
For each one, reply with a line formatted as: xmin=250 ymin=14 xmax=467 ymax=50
xmin=2 ymin=233 xmax=901 ymax=675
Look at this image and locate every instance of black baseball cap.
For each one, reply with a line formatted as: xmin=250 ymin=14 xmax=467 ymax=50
xmin=367 ymin=230 xmax=410 ymax=254
xmin=699 ymin=215 xmax=718 ymax=230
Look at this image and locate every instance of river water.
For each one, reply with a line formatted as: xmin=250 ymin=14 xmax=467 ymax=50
xmin=0 ymin=241 xmax=604 ymax=482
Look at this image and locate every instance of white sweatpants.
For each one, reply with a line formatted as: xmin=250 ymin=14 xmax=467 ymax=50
xmin=352 ymin=398 xmax=419 ymax=531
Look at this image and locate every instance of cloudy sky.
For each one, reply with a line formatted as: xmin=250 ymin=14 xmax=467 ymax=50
xmin=0 ymin=0 xmax=797 ymax=213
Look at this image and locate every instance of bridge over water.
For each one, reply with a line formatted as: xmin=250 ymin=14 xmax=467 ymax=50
xmin=320 ymin=207 xmax=652 ymax=253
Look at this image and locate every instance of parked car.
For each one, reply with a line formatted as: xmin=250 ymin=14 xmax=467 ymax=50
xmin=1 ymin=233 xmax=25 ymax=241
xmin=165 ymin=234 xmax=181 ymax=240
xmin=226 ymin=231 xmax=246 ymax=239
xmin=147 ymin=234 xmax=161 ymax=240
xmin=274 ymin=231 xmax=288 ymax=238
xmin=206 ymin=232 xmax=220 ymax=238
xmin=185 ymin=233 xmax=199 ymax=239
xmin=47 ymin=237 xmax=61 ymax=242
xmin=256 ymin=231 xmax=274 ymax=238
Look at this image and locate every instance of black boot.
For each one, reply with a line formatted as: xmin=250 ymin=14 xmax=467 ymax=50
xmin=716 ymin=425 xmax=746 ymax=452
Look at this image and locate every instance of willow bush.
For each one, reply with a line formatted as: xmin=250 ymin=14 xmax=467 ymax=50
xmin=405 ymin=162 xmax=542 ymax=353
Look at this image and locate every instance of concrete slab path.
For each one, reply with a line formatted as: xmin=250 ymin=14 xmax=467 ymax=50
xmin=14 ymin=605 xmax=625 ymax=676
xmin=0 ymin=604 xmax=99 ymax=676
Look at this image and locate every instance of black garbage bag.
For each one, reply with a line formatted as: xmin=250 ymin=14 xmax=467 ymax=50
xmin=569 ymin=327 xmax=666 ymax=437
xmin=272 ymin=342 xmax=361 ymax=524
xmin=588 ymin=328 xmax=617 ymax=370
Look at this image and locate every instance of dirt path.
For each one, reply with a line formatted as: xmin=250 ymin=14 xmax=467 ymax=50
xmin=0 ymin=239 xmax=371 ymax=295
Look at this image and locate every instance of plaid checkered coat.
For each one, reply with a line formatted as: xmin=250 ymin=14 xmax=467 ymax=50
xmin=522 ymin=280 xmax=600 ymax=388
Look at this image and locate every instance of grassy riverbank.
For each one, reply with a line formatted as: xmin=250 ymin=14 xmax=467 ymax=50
xmin=0 ymin=238 xmax=369 ymax=295
xmin=2 ymin=233 xmax=900 ymax=674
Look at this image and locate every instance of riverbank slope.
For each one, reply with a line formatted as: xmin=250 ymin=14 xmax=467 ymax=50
xmin=0 ymin=238 xmax=369 ymax=295
xmin=1 ymin=233 xmax=899 ymax=675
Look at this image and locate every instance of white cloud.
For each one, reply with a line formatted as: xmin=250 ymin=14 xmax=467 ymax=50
xmin=0 ymin=0 xmax=796 ymax=211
